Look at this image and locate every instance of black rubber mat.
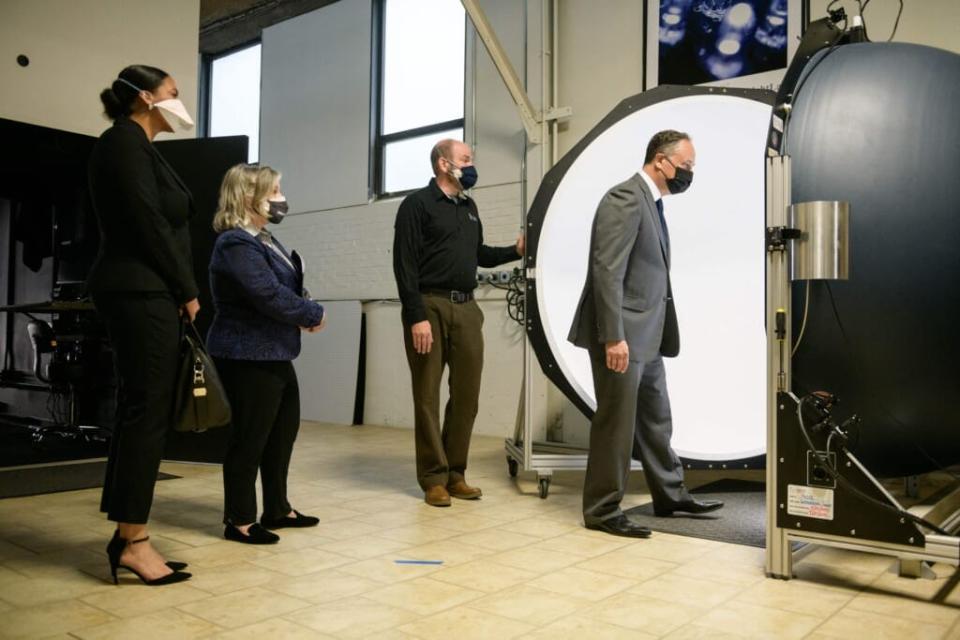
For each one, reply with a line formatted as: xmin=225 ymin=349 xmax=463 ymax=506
xmin=0 ymin=461 xmax=178 ymax=499
xmin=624 ymin=479 xmax=766 ymax=547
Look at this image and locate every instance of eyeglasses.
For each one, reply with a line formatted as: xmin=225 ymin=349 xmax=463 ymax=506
xmin=663 ymin=156 xmax=695 ymax=171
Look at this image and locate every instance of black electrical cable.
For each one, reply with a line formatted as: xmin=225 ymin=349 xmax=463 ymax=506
xmin=478 ymin=271 xmax=524 ymax=325
xmin=795 ymin=394 xmax=950 ymax=536
xmin=859 ymin=0 xmax=903 ymax=42
xmin=503 ymin=269 xmax=525 ymax=326
xmin=855 ymin=0 xmax=871 ymax=41
xmin=886 ymin=0 xmax=904 ymax=41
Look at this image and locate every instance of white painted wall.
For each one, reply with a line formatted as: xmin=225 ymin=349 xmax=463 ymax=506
xmin=0 ymin=0 xmax=200 ymax=139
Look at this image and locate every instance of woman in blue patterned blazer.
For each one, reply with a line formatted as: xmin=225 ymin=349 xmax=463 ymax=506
xmin=208 ymin=164 xmax=325 ymax=545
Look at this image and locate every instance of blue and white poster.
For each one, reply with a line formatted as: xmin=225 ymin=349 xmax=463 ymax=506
xmin=645 ymin=0 xmax=802 ymax=91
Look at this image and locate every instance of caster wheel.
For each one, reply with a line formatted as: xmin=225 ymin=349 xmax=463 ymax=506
xmin=507 ymin=457 xmax=519 ymax=478
xmin=538 ymin=477 xmax=551 ymax=499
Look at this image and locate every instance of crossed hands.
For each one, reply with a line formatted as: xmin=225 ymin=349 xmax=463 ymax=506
xmin=301 ymin=314 xmax=327 ymax=333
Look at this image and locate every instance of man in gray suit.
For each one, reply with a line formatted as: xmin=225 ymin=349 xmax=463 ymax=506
xmin=569 ymin=130 xmax=723 ymax=538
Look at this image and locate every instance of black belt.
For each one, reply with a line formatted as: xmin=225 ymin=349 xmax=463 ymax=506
xmin=423 ymin=289 xmax=474 ymax=304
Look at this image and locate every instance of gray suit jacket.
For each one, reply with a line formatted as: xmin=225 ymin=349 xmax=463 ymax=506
xmin=567 ymin=173 xmax=680 ymax=362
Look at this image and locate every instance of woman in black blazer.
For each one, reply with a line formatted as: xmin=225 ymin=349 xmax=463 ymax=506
xmin=208 ymin=164 xmax=325 ymax=544
xmin=88 ymin=65 xmax=197 ymax=585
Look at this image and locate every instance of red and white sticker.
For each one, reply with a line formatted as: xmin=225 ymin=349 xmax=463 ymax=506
xmin=787 ymin=484 xmax=834 ymax=521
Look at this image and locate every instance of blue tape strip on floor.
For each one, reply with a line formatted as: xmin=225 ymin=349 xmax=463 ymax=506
xmin=394 ymin=559 xmax=444 ymax=565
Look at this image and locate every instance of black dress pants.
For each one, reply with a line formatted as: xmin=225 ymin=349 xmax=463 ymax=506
xmin=217 ymin=358 xmax=301 ymax=525
xmin=94 ymin=292 xmax=180 ymax=524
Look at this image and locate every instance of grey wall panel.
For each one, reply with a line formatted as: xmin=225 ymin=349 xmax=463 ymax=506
xmin=468 ymin=0 xmax=526 ymax=187
xmin=260 ymin=0 xmax=372 ymax=214
xmin=294 ymin=300 xmax=362 ymax=425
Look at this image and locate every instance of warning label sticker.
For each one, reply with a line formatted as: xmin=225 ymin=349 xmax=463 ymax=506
xmin=787 ymin=484 xmax=834 ymax=521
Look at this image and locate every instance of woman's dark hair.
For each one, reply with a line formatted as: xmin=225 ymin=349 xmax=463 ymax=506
xmin=99 ymin=64 xmax=169 ymax=121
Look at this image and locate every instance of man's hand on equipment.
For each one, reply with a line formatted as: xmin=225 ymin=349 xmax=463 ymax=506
xmin=605 ymin=340 xmax=629 ymax=374
xmin=516 ymin=234 xmax=526 ymax=257
xmin=412 ymin=320 xmax=433 ymax=355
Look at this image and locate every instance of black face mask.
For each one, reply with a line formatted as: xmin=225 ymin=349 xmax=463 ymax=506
xmin=267 ymin=200 xmax=289 ymax=224
xmin=663 ymin=157 xmax=694 ymax=194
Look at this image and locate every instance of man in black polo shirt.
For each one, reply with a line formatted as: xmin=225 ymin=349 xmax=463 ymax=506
xmin=393 ymin=139 xmax=523 ymax=507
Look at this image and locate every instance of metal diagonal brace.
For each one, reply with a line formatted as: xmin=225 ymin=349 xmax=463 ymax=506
xmin=461 ymin=0 xmax=571 ymax=145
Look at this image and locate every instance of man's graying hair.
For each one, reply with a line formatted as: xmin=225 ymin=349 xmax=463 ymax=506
xmin=430 ymin=139 xmax=458 ymax=175
xmin=644 ymin=130 xmax=691 ymax=165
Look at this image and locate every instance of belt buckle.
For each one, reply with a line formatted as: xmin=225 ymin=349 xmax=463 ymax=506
xmin=450 ymin=291 xmax=465 ymax=304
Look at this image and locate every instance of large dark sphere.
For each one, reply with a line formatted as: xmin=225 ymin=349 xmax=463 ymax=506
xmin=787 ymin=42 xmax=960 ymax=476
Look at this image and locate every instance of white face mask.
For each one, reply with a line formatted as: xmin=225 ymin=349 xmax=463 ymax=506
xmin=116 ymin=77 xmax=194 ymax=130
xmin=152 ymin=99 xmax=195 ymax=131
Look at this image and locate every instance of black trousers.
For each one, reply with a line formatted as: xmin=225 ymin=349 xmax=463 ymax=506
xmin=217 ymin=358 xmax=300 ymax=525
xmin=94 ymin=292 xmax=180 ymax=524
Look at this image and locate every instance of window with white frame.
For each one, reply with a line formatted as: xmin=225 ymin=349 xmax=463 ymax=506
xmin=209 ymin=43 xmax=262 ymax=162
xmin=376 ymin=0 xmax=466 ymax=196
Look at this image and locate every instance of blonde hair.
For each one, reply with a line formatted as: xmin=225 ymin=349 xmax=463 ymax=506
xmin=213 ymin=163 xmax=281 ymax=232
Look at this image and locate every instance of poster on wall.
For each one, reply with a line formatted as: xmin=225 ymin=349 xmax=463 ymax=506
xmin=644 ymin=0 xmax=802 ymax=91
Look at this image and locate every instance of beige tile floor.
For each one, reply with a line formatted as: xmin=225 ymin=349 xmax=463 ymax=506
xmin=2 ymin=423 xmax=959 ymax=639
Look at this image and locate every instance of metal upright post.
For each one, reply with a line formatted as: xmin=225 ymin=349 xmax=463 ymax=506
xmin=765 ymin=154 xmax=793 ymax=578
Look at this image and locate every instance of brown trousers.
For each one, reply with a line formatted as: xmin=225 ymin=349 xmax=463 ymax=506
xmin=403 ymin=294 xmax=484 ymax=490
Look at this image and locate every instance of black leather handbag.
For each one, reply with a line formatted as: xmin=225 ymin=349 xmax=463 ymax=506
xmin=173 ymin=319 xmax=231 ymax=432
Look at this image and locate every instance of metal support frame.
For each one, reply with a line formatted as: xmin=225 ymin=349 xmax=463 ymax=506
xmin=461 ymin=0 xmax=581 ymax=498
xmin=765 ymin=155 xmax=794 ymax=577
xmin=461 ymin=0 xmax=570 ymax=145
xmin=764 ymin=155 xmax=960 ymax=579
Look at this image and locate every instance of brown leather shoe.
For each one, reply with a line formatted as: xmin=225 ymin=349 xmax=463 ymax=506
xmin=447 ymin=480 xmax=482 ymax=500
xmin=424 ymin=485 xmax=451 ymax=507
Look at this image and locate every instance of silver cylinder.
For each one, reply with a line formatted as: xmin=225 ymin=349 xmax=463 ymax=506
xmin=789 ymin=201 xmax=850 ymax=280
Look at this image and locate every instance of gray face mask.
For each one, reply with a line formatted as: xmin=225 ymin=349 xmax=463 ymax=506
xmin=267 ymin=200 xmax=289 ymax=224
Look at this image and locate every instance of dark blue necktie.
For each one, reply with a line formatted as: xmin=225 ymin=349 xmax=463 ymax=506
xmin=656 ymin=198 xmax=670 ymax=258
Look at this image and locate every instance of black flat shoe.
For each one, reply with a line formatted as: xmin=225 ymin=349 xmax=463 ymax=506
xmin=106 ymin=532 xmax=192 ymax=586
xmin=224 ymin=522 xmax=280 ymax=544
xmin=585 ymin=514 xmax=652 ymax=538
xmin=261 ymin=510 xmax=319 ymax=530
xmin=654 ymin=499 xmax=724 ymax=517
xmin=166 ymin=561 xmax=188 ymax=571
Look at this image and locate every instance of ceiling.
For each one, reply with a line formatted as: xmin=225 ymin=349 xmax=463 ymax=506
xmin=199 ymin=0 xmax=340 ymax=55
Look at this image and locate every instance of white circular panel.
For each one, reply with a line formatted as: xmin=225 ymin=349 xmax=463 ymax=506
xmin=535 ymin=93 xmax=771 ymax=461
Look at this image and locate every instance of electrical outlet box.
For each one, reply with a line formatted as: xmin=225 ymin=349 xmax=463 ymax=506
xmin=806 ymin=450 xmax=837 ymax=489
xmin=497 ymin=271 xmax=511 ymax=284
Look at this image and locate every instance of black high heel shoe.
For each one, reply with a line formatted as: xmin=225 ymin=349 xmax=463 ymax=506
xmin=106 ymin=531 xmax=192 ymax=586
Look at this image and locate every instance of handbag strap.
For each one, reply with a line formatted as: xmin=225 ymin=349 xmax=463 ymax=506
xmin=182 ymin=317 xmax=207 ymax=348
